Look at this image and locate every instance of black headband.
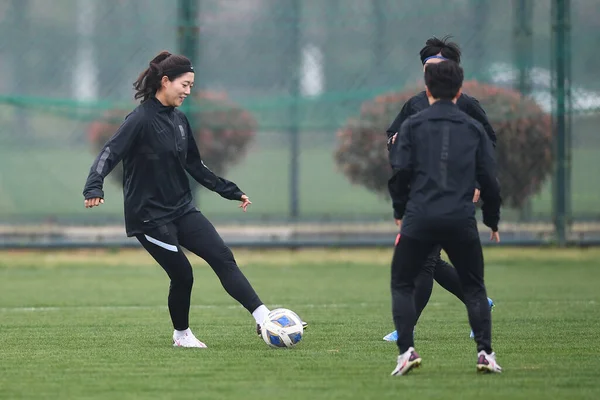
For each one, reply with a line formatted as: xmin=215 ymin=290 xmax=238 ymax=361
xmin=163 ymin=64 xmax=195 ymax=78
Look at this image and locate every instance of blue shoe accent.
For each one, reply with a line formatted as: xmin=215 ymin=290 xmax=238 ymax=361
xmin=470 ymin=297 xmax=495 ymax=338
xmin=383 ymin=329 xmax=415 ymax=342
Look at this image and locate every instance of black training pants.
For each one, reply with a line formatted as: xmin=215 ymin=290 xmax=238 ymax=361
xmin=391 ymin=234 xmax=492 ymax=354
xmin=136 ymin=209 xmax=263 ymax=330
xmin=412 ymin=245 xmax=466 ymax=324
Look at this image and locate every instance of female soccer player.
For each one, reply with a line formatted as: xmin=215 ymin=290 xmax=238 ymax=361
xmin=83 ymin=51 xmax=295 ymax=348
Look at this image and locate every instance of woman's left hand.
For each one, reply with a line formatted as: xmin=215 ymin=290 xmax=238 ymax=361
xmin=239 ymin=195 xmax=252 ymax=212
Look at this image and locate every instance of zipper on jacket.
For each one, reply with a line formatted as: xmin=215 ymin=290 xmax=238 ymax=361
xmin=167 ymin=113 xmax=181 ymax=154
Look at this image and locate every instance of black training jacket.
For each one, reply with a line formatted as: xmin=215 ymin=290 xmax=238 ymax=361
xmin=386 ymin=91 xmax=497 ymax=148
xmin=388 ymin=100 xmax=501 ymax=239
xmin=83 ymin=97 xmax=244 ymax=237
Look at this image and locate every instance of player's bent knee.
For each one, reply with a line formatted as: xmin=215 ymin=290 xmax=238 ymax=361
xmin=171 ymin=274 xmax=194 ymax=289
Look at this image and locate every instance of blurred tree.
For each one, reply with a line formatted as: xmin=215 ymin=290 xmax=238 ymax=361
xmin=334 ymin=81 xmax=553 ymax=209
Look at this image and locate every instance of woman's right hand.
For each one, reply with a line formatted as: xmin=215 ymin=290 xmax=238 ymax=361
xmin=84 ymin=198 xmax=104 ymax=209
xmin=239 ymin=195 xmax=252 ymax=212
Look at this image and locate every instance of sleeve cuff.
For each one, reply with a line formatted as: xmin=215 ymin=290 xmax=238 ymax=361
xmin=483 ymin=218 xmax=499 ymax=232
xmin=84 ymin=189 xmax=104 ymax=199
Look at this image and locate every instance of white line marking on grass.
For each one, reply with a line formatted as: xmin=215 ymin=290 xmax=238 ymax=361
xmin=0 ymin=300 xmax=594 ymax=313
xmin=0 ymin=303 xmax=378 ymax=313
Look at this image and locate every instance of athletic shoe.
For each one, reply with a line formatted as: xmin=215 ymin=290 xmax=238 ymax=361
xmin=383 ymin=330 xmax=398 ymax=342
xmin=476 ymin=350 xmax=502 ymax=373
xmin=391 ymin=347 xmax=422 ymax=376
xmin=172 ymin=331 xmax=207 ymax=348
xmin=384 ymin=298 xmax=494 ymax=342
xmin=383 ymin=328 xmax=417 ymax=342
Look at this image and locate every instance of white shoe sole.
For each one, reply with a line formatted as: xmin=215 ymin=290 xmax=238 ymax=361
xmin=172 ymin=340 xmax=208 ymax=348
xmin=391 ymin=357 xmax=422 ymax=376
xmin=477 ymin=364 xmax=502 ymax=373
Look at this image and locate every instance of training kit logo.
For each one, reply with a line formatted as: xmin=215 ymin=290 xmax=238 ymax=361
xmin=178 ymin=125 xmax=185 ymax=138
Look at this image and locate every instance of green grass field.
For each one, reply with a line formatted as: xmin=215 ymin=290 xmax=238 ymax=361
xmin=1 ymin=248 xmax=599 ymax=399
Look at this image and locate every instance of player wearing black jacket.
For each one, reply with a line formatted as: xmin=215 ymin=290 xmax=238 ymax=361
xmin=386 ymin=92 xmax=496 ymax=148
xmin=83 ymin=51 xmax=306 ymax=348
xmin=388 ymin=61 xmax=502 ymax=376
xmin=382 ymin=37 xmax=497 ymax=343
xmin=83 ymin=80 xmax=243 ymax=238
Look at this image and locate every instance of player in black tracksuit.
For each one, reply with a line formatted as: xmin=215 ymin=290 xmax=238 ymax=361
xmin=388 ymin=61 xmax=502 ymax=375
xmin=383 ymin=37 xmax=497 ymax=342
xmin=83 ymin=51 xmax=305 ymax=348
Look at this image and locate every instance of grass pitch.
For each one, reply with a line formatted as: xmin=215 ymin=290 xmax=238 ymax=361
xmin=1 ymin=248 xmax=599 ymax=399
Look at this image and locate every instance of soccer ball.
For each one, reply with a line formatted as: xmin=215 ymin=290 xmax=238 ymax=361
xmin=260 ymin=308 xmax=304 ymax=348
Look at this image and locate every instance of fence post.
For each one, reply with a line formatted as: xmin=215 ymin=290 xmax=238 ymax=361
xmin=289 ymin=0 xmax=301 ymax=220
xmin=178 ymin=0 xmax=199 ymax=108
xmin=551 ymin=0 xmax=572 ymax=246
xmin=513 ymin=0 xmax=534 ymax=221
xmin=372 ymin=1 xmax=385 ymax=87
xmin=178 ymin=0 xmax=201 ymax=196
xmin=11 ymin=0 xmax=31 ymax=142
xmin=470 ymin=0 xmax=489 ymax=80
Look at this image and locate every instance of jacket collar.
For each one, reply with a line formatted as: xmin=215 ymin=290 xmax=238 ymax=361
xmin=147 ymin=96 xmax=175 ymax=113
xmin=423 ymin=99 xmax=464 ymax=121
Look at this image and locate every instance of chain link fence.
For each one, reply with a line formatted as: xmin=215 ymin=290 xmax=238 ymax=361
xmin=0 ymin=0 xmax=598 ymax=247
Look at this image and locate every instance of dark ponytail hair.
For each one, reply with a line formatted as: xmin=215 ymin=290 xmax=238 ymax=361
xmin=133 ymin=51 xmax=194 ymax=103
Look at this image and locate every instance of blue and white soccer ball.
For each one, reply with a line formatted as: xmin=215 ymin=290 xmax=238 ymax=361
xmin=260 ymin=308 xmax=304 ymax=348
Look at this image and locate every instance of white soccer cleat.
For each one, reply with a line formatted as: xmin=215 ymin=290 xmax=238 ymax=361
xmin=476 ymin=351 xmax=502 ymax=373
xmin=172 ymin=332 xmax=207 ymax=348
xmin=391 ymin=347 xmax=422 ymax=376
